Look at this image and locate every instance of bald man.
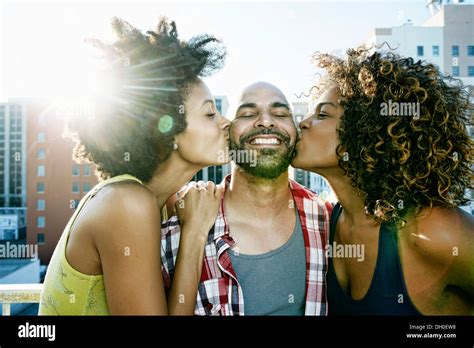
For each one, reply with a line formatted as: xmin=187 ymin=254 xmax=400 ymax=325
xmin=161 ymin=82 xmax=332 ymax=316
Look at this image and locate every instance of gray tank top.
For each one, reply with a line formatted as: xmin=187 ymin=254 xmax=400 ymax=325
xmin=228 ymin=210 xmax=306 ymax=315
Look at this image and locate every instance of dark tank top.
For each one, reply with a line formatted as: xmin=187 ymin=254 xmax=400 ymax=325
xmin=327 ymin=203 xmax=421 ymax=315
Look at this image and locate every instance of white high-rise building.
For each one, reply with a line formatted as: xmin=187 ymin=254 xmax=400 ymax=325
xmin=365 ymin=1 xmax=474 ymax=86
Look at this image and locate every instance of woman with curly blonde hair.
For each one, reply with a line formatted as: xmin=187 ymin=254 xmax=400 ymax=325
xmin=292 ymin=48 xmax=474 ymax=315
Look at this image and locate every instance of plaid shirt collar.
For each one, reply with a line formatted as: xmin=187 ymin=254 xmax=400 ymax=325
xmin=210 ymin=175 xmax=232 ymax=242
xmin=210 ymin=174 xmax=319 ymax=239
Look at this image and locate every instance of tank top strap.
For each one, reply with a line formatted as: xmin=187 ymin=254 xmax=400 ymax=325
xmin=88 ymin=174 xmax=143 ymax=197
xmin=329 ymin=202 xmax=343 ymax=245
xmin=60 ymin=174 xmax=144 ymax=248
xmin=371 ymin=221 xmax=405 ymax=296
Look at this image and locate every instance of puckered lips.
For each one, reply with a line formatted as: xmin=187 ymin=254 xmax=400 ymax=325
xmin=246 ymin=134 xmax=283 ymax=147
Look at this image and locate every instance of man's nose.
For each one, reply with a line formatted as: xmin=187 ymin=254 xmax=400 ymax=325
xmin=255 ymin=112 xmax=275 ymax=129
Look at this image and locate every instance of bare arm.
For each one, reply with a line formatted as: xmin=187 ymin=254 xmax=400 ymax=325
xmin=413 ymin=207 xmax=474 ymax=313
xmin=94 ymin=184 xmax=168 ymax=315
xmin=167 ymin=181 xmax=223 ymax=315
xmin=446 ymin=209 xmax=474 ymax=303
xmin=167 ymin=226 xmax=208 ymax=315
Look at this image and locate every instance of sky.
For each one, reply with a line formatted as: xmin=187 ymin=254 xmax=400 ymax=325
xmin=0 ymin=0 xmax=433 ymax=115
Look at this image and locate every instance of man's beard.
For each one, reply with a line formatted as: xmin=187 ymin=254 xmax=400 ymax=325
xmin=230 ymin=129 xmax=296 ymax=180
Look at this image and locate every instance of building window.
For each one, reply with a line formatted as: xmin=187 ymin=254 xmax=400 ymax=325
xmin=83 ymin=182 xmax=91 ymax=193
xmin=72 ymin=199 xmax=80 ymax=209
xmin=215 ymin=99 xmax=222 ymax=113
xmin=37 ymin=148 xmax=45 ymax=160
xmin=468 ymin=66 xmax=474 ymax=77
xmin=37 ymin=233 xmax=45 ymax=244
xmin=453 ymin=66 xmax=460 ymax=77
xmin=72 ymin=182 xmax=80 ymax=193
xmin=37 ymin=132 xmax=46 ymax=142
xmin=72 ymin=164 xmax=80 ymax=176
xmin=37 ymin=216 xmax=45 ymax=228
xmin=83 ymin=164 xmax=91 ymax=176
xmin=417 ymin=46 xmax=424 ymax=56
xmin=37 ymin=199 xmax=45 ymax=211
xmin=452 ymin=45 xmax=459 ymax=57
xmin=37 ymin=182 xmax=45 ymax=193
xmin=467 ymin=45 xmax=474 ymax=56
xmin=37 ymin=165 xmax=45 ymax=177
xmin=432 ymin=45 xmax=439 ymax=57
xmin=193 ymin=170 xmax=203 ymax=181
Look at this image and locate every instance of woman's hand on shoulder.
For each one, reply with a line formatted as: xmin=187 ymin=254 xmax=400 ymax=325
xmin=175 ymin=181 xmax=224 ymax=242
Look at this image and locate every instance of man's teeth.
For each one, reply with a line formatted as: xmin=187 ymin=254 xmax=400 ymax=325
xmin=250 ymin=137 xmax=281 ymax=145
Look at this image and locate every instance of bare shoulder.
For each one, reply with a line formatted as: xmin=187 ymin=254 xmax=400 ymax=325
xmin=100 ymin=180 xmax=157 ymax=212
xmin=83 ymin=180 xmax=161 ymax=244
xmin=405 ymin=206 xmax=473 ymax=263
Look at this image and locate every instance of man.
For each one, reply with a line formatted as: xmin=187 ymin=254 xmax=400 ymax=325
xmin=161 ymin=82 xmax=332 ymax=315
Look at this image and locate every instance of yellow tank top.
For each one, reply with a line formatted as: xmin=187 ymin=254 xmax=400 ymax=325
xmin=39 ymin=174 xmax=143 ymax=315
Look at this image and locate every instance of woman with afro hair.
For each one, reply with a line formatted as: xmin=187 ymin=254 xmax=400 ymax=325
xmin=292 ymin=47 xmax=474 ymax=315
xmin=40 ymin=17 xmax=230 ymax=315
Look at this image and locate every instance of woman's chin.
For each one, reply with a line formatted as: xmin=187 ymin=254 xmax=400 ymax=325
xmin=292 ymin=158 xmax=322 ymax=174
xmin=217 ymin=147 xmax=230 ymax=164
xmin=291 ymin=156 xmax=307 ymax=170
xmin=212 ymin=159 xmax=231 ymax=166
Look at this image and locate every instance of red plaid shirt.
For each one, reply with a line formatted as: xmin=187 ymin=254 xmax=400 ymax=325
xmin=161 ymin=175 xmax=332 ymax=315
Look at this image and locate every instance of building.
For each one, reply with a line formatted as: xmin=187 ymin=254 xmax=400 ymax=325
xmin=1 ymin=99 xmax=95 ymax=264
xmin=0 ymin=103 xmax=27 ymax=208
xmin=0 ymin=102 xmax=28 ymax=244
xmin=21 ymin=99 xmax=98 ymax=264
xmin=0 ymin=208 xmax=26 ymax=241
xmin=0 ymin=102 xmax=41 ymax=315
xmin=365 ymin=0 xmax=474 ymax=85
xmin=193 ymin=96 xmax=231 ymax=183
xmin=2 ymin=99 xmax=99 ymax=264
xmin=0 ymin=102 xmax=28 ymax=241
xmin=364 ymin=0 xmax=474 ymax=214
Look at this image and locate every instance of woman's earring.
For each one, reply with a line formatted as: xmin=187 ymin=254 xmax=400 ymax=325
xmin=173 ymin=142 xmax=179 ymax=150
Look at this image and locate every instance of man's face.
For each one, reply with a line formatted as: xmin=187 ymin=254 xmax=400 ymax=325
xmin=229 ymin=82 xmax=298 ymax=179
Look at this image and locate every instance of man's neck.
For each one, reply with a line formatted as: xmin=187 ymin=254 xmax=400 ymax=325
xmin=225 ymin=166 xmax=292 ymax=216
